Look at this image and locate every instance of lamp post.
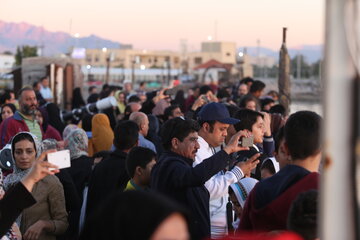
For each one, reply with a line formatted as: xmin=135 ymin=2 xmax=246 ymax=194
xmin=86 ymin=64 xmax=92 ymax=81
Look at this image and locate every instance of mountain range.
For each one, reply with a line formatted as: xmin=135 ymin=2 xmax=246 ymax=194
xmin=0 ymin=20 xmax=122 ymax=56
xmin=0 ymin=20 xmax=322 ymax=63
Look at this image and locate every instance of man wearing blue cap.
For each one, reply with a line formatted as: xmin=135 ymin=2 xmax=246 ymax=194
xmin=194 ymin=102 xmax=260 ymax=239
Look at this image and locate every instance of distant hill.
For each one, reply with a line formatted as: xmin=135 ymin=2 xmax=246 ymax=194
xmin=0 ymin=20 xmax=123 ymax=56
xmin=238 ymin=45 xmax=323 ymax=64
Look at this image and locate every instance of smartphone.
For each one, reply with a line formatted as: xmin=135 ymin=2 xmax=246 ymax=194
xmin=239 ymin=136 xmax=254 ymax=147
xmin=47 ymin=150 xmax=71 ymax=169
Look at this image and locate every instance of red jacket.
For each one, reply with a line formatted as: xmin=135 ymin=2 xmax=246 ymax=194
xmin=0 ymin=111 xmax=44 ymax=148
xmin=239 ymin=166 xmax=319 ymax=231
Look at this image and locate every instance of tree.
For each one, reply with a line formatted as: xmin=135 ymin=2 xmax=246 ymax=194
xmin=15 ymin=45 xmax=38 ymax=66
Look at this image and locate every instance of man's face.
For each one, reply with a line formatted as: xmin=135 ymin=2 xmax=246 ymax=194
xmin=140 ymin=158 xmax=156 ymax=186
xmin=251 ymin=116 xmax=265 ymax=144
xmin=238 ymin=84 xmax=248 ymax=96
xmin=20 ymin=90 xmax=38 ymax=116
xmin=171 ymin=107 xmax=183 ymax=119
xmin=42 ymin=78 xmax=49 ymax=87
xmin=142 ymin=116 xmax=150 ymax=136
xmin=131 ymin=103 xmax=142 ymax=113
xmin=204 ymin=121 xmax=229 ymax=147
xmin=173 ymin=131 xmax=200 ymax=160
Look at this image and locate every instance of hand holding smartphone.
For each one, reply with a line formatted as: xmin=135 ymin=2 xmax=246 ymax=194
xmin=47 ymin=150 xmax=71 ymax=170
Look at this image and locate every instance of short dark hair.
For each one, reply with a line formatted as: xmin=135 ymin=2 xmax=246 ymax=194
xmin=240 ymin=77 xmax=254 ymax=85
xmin=284 ymin=111 xmax=322 ymax=160
xmin=128 ymin=95 xmax=141 ymax=103
xmin=126 ymin=147 xmax=156 ymax=178
xmin=32 ymin=81 xmax=40 ymax=88
xmin=40 ymin=76 xmax=48 ymax=82
xmin=249 ymin=80 xmax=266 ymax=93
xmin=161 ymin=118 xmax=200 ymax=151
xmin=270 ymin=104 xmax=286 ymax=116
xmin=113 ymin=120 xmax=139 ymax=150
xmin=260 ymin=98 xmax=275 ymax=110
xmin=233 ymin=109 xmax=263 ymax=132
xmin=239 ymin=95 xmax=258 ymax=109
xmin=164 ymin=105 xmax=179 ymax=120
xmin=88 ymin=86 xmax=97 ymax=93
xmin=199 ymin=85 xmax=213 ymax=95
xmin=0 ymin=89 xmax=14 ymax=105
xmin=17 ymin=87 xmax=34 ymax=100
xmin=260 ymin=159 xmax=276 ymax=174
xmin=197 ymin=119 xmax=216 ymax=133
xmin=274 ymin=126 xmax=285 ymax=153
xmin=287 ymin=190 xmax=318 ymax=240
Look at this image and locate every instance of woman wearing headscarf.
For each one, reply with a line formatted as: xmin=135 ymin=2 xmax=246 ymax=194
xmin=80 ymin=191 xmax=190 ymax=240
xmin=64 ymin=128 xmax=94 ymax=200
xmin=71 ymin=88 xmax=86 ymax=110
xmin=114 ymin=91 xmax=126 ymax=116
xmin=3 ymin=132 xmax=68 ymax=240
xmin=35 ymin=108 xmax=62 ymax=141
xmin=45 ymin=103 xmax=66 ymax=134
xmin=89 ymin=114 xmax=114 ymax=156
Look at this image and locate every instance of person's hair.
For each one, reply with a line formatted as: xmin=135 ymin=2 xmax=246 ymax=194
xmin=270 ymin=104 xmax=286 ymax=116
xmin=274 ymin=126 xmax=285 ymax=153
xmin=11 ymin=132 xmax=36 ymax=159
xmin=284 ymin=111 xmax=322 ymax=160
xmin=217 ymin=88 xmax=230 ymax=99
xmin=225 ymin=104 xmax=240 ymax=117
xmin=80 ymin=190 xmax=190 ymax=240
xmin=233 ymin=109 xmax=263 ymax=132
xmin=199 ymin=85 xmax=213 ymax=95
xmin=129 ymin=112 xmax=146 ymax=127
xmin=17 ymin=87 xmax=34 ymax=101
xmin=32 ymin=81 xmax=40 ymax=89
xmin=88 ymin=86 xmax=97 ymax=93
xmin=128 ymin=95 xmax=141 ymax=103
xmin=40 ymin=76 xmax=48 ymax=82
xmin=161 ymin=118 xmax=200 ymax=151
xmin=260 ymin=98 xmax=275 ymax=111
xmin=0 ymin=90 xmax=13 ymax=105
xmin=126 ymin=146 xmax=156 ymax=178
xmin=92 ymin=150 xmax=111 ymax=159
xmin=287 ymin=190 xmax=318 ymax=240
xmin=240 ymin=77 xmax=254 ymax=85
xmin=267 ymin=90 xmax=279 ymax=99
xmin=197 ymin=119 xmax=216 ymax=133
xmin=164 ymin=105 xmax=179 ymax=120
xmin=82 ymin=114 xmax=94 ymax=132
xmin=113 ymin=120 xmax=139 ymax=150
xmin=249 ymin=80 xmax=266 ymax=93
xmin=87 ymin=93 xmax=99 ymax=104
xmin=1 ymin=103 xmax=16 ymax=115
xmin=239 ymin=95 xmax=258 ymax=109
xmin=260 ymin=159 xmax=276 ymax=175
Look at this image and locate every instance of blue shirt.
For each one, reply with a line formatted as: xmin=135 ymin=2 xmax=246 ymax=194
xmin=139 ymin=134 xmax=157 ymax=153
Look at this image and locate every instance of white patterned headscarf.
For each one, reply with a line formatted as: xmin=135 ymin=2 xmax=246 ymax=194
xmin=3 ymin=132 xmax=42 ymax=191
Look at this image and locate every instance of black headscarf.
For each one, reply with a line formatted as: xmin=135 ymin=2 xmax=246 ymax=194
xmin=80 ymin=191 xmax=190 ymax=240
xmin=45 ymin=103 xmax=66 ymax=134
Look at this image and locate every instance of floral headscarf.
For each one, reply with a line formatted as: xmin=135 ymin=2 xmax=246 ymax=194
xmin=65 ymin=128 xmax=88 ymax=160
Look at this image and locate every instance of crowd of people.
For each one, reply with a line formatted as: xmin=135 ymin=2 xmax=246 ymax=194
xmin=0 ymin=76 xmax=320 ymax=240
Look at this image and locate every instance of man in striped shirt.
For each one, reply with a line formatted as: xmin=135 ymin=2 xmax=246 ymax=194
xmin=0 ymin=87 xmax=43 ymax=148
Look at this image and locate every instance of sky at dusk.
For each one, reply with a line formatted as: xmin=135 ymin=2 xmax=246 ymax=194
xmin=1 ymin=0 xmax=324 ymax=51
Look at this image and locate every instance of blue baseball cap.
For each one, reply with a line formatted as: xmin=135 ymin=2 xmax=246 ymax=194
xmin=198 ymin=102 xmax=240 ymax=124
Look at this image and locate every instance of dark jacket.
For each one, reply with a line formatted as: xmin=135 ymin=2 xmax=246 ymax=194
xmin=151 ymin=150 xmax=232 ymax=240
xmin=0 ymin=182 xmax=36 ymax=238
xmin=86 ymin=149 xmax=129 ymax=218
xmin=239 ymin=165 xmax=319 ymax=231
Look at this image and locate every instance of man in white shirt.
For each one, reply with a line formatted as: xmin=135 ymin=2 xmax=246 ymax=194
xmin=193 ymin=102 xmax=259 ymax=238
xmin=39 ymin=76 xmax=53 ymax=102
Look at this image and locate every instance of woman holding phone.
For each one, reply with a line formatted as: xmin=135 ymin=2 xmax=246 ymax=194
xmin=4 ymin=132 xmax=68 ymax=240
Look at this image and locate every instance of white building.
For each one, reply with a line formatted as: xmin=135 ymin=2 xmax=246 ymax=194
xmin=0 ymin=54 xmax=15 ymax=74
